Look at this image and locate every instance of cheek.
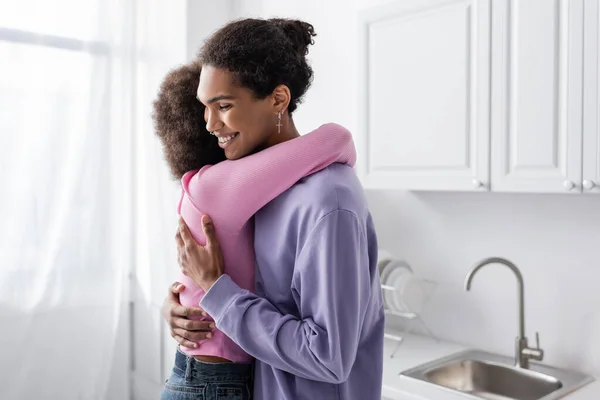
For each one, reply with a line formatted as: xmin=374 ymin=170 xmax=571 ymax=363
xmin=248 ymin=117 xmax=273 ymax=145
xmin=223 ymin=110 xmax=247 ymax=131
xmin=251 ymin=107 xmax=275 ymax=131
xmin=232 ymin=110 xmax=269 ymax=136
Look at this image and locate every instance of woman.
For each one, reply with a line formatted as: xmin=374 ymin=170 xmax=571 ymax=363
xmin=153 ymin=57 xmax=356 ymax=399
xmin=163 ymin=18 xmax=385 ymax=400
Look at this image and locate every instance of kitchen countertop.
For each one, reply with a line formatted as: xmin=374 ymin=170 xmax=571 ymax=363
xmin=382 ymin=330 xmax=599 ymax=400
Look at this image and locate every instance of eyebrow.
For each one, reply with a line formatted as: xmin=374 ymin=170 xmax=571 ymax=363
xmin=199 ymin=94 xmax=236 ymax=104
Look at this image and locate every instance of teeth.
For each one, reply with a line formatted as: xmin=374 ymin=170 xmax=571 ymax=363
xmin=218 ymin=133 xmax=237 ymax=143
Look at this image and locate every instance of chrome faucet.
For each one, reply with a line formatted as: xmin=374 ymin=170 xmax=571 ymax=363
xmin=464 ymin=257 xmax=544 ymax=369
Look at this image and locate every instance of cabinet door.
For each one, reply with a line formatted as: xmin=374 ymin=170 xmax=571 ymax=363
xmin=358 ymin=0 xmax=491 ymax=191
xmin=583 ymin=0 xmax=600 ymax=194
xmin=490 ymin=0 xmax=585 ymax=193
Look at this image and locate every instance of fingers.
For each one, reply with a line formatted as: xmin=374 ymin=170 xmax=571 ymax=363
xmin=168 ymin=283 xmax=184 ymax=305
xmin=201 ymin=214 xmax=219 ymax=249
xmin=163 ymin=282 xmax=184 ymax=320
xmin=175 ymin=230 xmax=184 ymax=249
xmin=165 ymin=280 xmax=216 ymax=348
xmin=172 ymin=325 xmax=213 ymax=340
xmin=170 ymin=302 xmax=207 ymax=318
xmin=172 ymin=325 xmax=214 ymax=341
xmin=172 ymin=334 xmax=201 ymax=349
xmin=170 ymin=282 xmax=185 ymax=294
xmin=170 ymin=319 xmax=215 ymax=348
xmin=178 ymin=217 xmax=194 ymax=247
xmin=171 ymin=317 xmax=214 ymax=332
xmin=167 ymin=283 xmax=208 ymax=321
xmin=166 ymin=284 xmax=206 ymax=318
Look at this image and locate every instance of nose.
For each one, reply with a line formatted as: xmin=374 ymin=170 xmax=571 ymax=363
xmin=205 ymin=107 xmax=224 ymax=134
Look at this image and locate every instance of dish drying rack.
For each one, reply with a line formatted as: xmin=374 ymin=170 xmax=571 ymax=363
xmin=381 ymin=277 xmax=438 ymax=358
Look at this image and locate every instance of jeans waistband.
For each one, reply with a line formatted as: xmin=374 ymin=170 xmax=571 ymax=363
xmin=174 ymin=347 xmax=253 ymax=382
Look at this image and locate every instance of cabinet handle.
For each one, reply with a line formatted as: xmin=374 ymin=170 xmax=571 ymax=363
xmin=563 ymin=180 xmax=575 ymax=191
xmin=582 ymin=180 xmax=596 ymax=190
xmin=472 ymin=179 xmax=483 ymax=189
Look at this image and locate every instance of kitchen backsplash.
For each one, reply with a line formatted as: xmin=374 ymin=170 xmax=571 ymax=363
xmin=366 ymin=189 xmax=600 ymax=376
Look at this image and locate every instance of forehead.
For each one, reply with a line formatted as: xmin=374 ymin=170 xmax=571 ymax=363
xmin=197 ymin=66 xmax=236 ymax=101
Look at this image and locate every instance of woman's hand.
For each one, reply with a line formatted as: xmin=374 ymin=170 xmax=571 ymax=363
xmin=161 ymin=282 xmax=215 ymax=348
xmin=175 ymin=215 xmax=224 ymax=292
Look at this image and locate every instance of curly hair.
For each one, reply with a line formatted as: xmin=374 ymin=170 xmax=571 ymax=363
xmin=199 ymin=18 xmax=317 ymax=114
xmin=152 ymin=60 xmax=226 ymax=180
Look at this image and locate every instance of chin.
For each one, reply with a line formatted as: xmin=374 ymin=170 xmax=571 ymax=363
xmin=226 ymin=145 xmax=255 ymax=160
xmin=225 ymin=148 xmax=243 ymax=160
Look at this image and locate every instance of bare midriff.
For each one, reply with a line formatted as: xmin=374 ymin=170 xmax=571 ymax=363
xmin=193 ymin=355 xmax=232 ymax=363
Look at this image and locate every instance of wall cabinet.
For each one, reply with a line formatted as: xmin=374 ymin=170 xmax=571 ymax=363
xmin=583 ymin=0 xmax=600 ymax=193
xmin=358 ymin=0 xmax=600 ymax=194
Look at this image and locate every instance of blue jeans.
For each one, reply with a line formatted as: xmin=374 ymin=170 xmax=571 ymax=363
xmin=161 ymin=348 xmax=253 ymax=400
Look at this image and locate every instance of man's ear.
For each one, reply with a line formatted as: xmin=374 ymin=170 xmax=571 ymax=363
xmin=271 ymin=84 xmax=291 ymax=114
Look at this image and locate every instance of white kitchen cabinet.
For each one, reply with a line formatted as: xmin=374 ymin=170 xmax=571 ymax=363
xmin=583 ymin=0 xmax=600 ymax=194
xmin=359 ymin=0 xmax=600 ymax=194
xmin=490 ymin=0 xmax=586 ymax=193
xmin=358 ymin=0 xmax=491 ymax=191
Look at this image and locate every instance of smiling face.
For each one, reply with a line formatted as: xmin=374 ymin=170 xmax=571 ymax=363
xmin=196 ymin=65 xmax=279 ymax=160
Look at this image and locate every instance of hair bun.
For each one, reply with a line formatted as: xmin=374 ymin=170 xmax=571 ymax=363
xmin=270 ymin=18 xmax=316 ymax=56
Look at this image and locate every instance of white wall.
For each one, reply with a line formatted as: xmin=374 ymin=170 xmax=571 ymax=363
xmin=226 ymin=0 xmax=600 ymax=376
xmin=231 ymin=0 xmax=365 ymax=135
xmin=368 ymin=190 xmax=600 ymax=376
xmin=186 ymin=1 xmax=235 ymax=61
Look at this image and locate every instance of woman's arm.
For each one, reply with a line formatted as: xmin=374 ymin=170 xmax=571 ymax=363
xmin=183 ymin=123 xmax=356 ymax=227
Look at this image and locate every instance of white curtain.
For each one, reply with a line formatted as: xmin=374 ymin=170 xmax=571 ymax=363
xmin=0 ymin=1 xmax=186 ymax=399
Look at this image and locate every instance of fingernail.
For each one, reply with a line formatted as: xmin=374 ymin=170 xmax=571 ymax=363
xmin=209 ymin=323 xmax=215 ymax=329
xmin=202 ymin=311 xmax=207 ymax=317
xmin=192 ymin=343 xmax=198 ymax=348
xmin=175 ymin=284 xmax=182 ymax=290
xmin=206 ymin=333 xmax=212 ymax=339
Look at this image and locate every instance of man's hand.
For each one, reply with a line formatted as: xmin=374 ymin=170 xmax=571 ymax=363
xmin=175 ymin=215 xmax=224 ymax=292
xmin=162 ymin=282 xmax=215 ymax=348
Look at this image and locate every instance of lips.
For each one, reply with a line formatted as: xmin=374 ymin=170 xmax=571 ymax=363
xmin=217 ymin=132 xmax=239 ymax=143
xmin=217 ymin=132 xmax=239 ymax=149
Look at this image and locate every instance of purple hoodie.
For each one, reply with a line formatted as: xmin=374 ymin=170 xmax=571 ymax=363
xmin=201 ymin=162 xmax=384 ymax=400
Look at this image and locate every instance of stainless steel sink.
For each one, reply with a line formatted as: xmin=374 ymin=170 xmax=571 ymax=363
xmin=399 ymin=258 xmax=594 ymax=399
xmin=400 ymin=349 xmax=594 ymax=400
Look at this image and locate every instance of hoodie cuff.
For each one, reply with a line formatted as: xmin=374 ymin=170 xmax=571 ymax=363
xmin=199 ymin=274 xmax=243 ymax=324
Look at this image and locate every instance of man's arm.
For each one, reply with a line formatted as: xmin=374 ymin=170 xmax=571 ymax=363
xmin=200 ymin=209 xmax=371 ymax=383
